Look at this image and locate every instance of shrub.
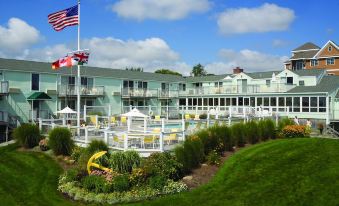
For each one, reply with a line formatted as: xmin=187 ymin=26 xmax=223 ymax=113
xmin=143 ymin=152 xmax=183 ymax=180
xmin=111 ymin=174 xmax=130 ymax=192
xmin=207 ymin=150 xmax=221 ymax=166
xmin=245 ymin=121 xmax=259 ymax=144
xmin=200 ymin=113 xmax=207 ymax=119
xmin=48 ymin=127 xmax=74 ymax=156
xmin=278 ymin=117 xmax=294 ymax=132
xmin=265 ymin=119 xmax=276 ymax=139
xmin=148 ymin=175 xmax=167 ymax=190
xmin=13 ymin=124 xmax=41 ymax=148
xmin=109 ymin=151 xmax=141 ymax=174
xmin=232 ymin=123 xmax=247 ymax=147
xmin=87 ymin=140 xmax=108 ymax=155
xmin=174 ymin=136 xmax=204 ymax=174
xmin=71 ymin=146 xmax=86 ymax=162
xmin=282 ymin=125 xmax=306 ymax=138
xmin=257 ymin=120 xmax=268 ymax=141
xmin=129 ymin=168 xmax=146 ymax=186
xmin=217 ymin=125 xmax=233 ymax=151
xmin=64 ymin=168 xmax=82 ymax=182
xmin=81 ymin=174 xmax=107 ymax=193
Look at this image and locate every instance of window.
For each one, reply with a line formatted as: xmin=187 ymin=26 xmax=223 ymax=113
xmin=319 ymin=97 xmax=326 ymax=112
xmin=299 ymin=80 xmax=305 ymax=86
xmin=226 ymin=98 xmax=230 ymax=106
xmin=293 ymin=97 xmax=300 ymax=112
xmin=266 ymin=80 xmax=271 ymax=86
xmin=250 ymin=97 xmax=255 ymax=107
xmin=278 ymin=97 xmax=285 ymax=107
xmin=179 ymin=99 xmax=186 ymax=106
xmin=231 ymin=98 xmax=237 ymax=106
xmin=310 ymin=59 xmax=318 ymax=67
xmin=68 ymin=76 xmax=75 ymax=85
xmin=31 ymin=73 xmax=39 ymax=91
xmin=328 ymin=46 xmax=332 ymax=52
xmin=179 ymin=83 xmax=186 ymax=91
xmin=287 ymin=77 xmax=293 ymax=85
xmin=310 ymin=97 xmax=317 ymax=112
xmin=302 ymin=97 xmax=309 ymax=112
xmin=326 ymin=58 xmax=335 ymax=65
xmin=198 ymin=98 xmax=202 ymax=106
xmin=286 ymin=97 xmax=292 ymax=112
xmin=264 ymin=97 xmax=269 ymax=106
xmin=257 ymin=97 xmax=263 ymax=106
xmin=270 ymin=97 xmax=276 ymax=106
xmin=214 ymin=98 xmax=219 ymax=106
xmin=203 ymin=98 xmax=208 ymax=106
xmin=220 ymin=98 xmax=225 ymax=106
xmin=238 ymin=97 xmax=243 ymax=106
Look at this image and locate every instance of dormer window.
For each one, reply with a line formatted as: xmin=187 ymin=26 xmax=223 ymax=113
xmin=328 ymin=46 xmax=332 ymax=52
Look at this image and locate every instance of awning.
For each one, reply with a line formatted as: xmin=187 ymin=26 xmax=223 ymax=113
xmin=27 ymin=92 xmax=52 ymax=101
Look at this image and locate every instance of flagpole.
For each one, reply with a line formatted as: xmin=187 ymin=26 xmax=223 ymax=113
xmin=77 ymin=0 xmax=81 ymax=133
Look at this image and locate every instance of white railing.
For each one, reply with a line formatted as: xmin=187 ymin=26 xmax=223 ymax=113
xmin=58 ymin=85 xmax=105 ymax=96
xmin=121 ymin=88 xmax=158 ymax=98
xmin=179 ymin=84 xmax=297 ymax=96
xmin=159 ymin=90 xmax=179 ymax=98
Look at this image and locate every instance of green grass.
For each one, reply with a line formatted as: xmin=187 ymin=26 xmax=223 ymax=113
xmin=1 ymin=138 xmax=339 ymax=206
xmin=129 ymin=138 xmax=339 ymax=206
xmin=0 ymin=144 xmax=78 ymax=206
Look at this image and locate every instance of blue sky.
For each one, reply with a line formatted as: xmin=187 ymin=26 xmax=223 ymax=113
xmin=1 ymin=0 xmax=339 ymax=74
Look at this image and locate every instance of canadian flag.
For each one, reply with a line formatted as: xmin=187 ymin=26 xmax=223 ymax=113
xmin=52 ymin=56 xmax=73 ymax=70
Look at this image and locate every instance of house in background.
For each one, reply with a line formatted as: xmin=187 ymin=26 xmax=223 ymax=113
xmin=285 ymin=40 xmax=339 ymax=75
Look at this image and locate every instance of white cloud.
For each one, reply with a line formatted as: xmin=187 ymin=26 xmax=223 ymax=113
xmin=111 ymin=0 xmax=211 ymax=20
xmin=217 ymin=3 xmax=295 ymax=35
xmin=0 ymin=18 xmax=40 ymax=54
xmin=205 ymin=49 xmax=289 ymax=74
xmin=272 ymin=39 xmax=290 ymax=48
xmin=21 ymin=37 xmax=191 ymax=74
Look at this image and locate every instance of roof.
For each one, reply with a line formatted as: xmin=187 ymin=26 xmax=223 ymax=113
xmin=292 ymin=42 xmax=320 ymax=51
xmin=245 ymin=71 xmax=280 ymax=79
xmin=336 ymin=90 xmax=339 ymax=98
xmin=184 ymin=74 xmax=230 ymax=82
xmin=0 ymin=58 xmax=185 ymax=82
xmin=27 ymin=92 xmax=52 ymax=100
xmin=291 ymin=69 xmax=325 ymax=77
xmin=287 ymin=75 xmax=339 ymax=93
xmin=290 ymin=50 xmax=319 ymax=60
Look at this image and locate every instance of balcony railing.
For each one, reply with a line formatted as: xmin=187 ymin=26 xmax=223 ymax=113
xmin=179 ymin=84 xmax=297 ymax=96
xmin=121 ymin=88 xmax=158 ymax=98
xmin=159 ymin=90 xmax=179 ymax=98
xmin=0 ymin=81 xmax=9 ymax=94
xmin=58 ymin=85 xmax=105 ymax=96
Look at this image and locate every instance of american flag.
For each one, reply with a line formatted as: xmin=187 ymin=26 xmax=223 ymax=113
xmin=48 ymin=5 xmax=78 ymax=31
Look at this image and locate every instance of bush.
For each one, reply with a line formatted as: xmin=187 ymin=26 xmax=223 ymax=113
xmin=13 ymin=124 xmax=41 ymax=148
xmin=129 ymin=168 xmax=146 ymax=186
xmin=216 ymin=125 xmax=233 ymax=151
xmin=257 ymin=120 xmax=267 ymax=141
xmin=111 ymin=174 xmax=130 ymax=192
xmin=244 ymin=121 xmax=259 ymax=144
xmin=87 ymin=140 xmax=108 ymax=155
xmin=282 ymin=125 xmax=306 ymax=138
xmin=265 ymin=119 xmax=276 ymax=139
xmin=200 ymin=113 xmax=207 ymax=119
xmin=64 ymin=168 xmax=83 ymax=182
xmin=81 ymin=174 xmax=107 ymax=193
xmin=109 ymin=151 xmax=141 ymax=174
xmin=232 ymin=123 xmax=247 ymax=147
xmin=142 ymin=152 xmax=183 ymax=180
xmin=207 ymin=150 xmax=221 ymax=166
xmin=278 ymin=117 xmax=294 ymax=132
xmin=148 ymin=175 xmax=167 ymax=190
xmin=196 ymin=128 xmax=219 ymax=155
xmin=48 ymin=127 xmax=74 ymax=156
xmin=174 ymin=136 xmax=204 ymax=174
xmin=71 ymin=146 xmax=86 ymax=162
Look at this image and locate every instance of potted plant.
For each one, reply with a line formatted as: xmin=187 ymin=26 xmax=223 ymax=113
xmin=317 ymin=123 xmax=324 ymax=135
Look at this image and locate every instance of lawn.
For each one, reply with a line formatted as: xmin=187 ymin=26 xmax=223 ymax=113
xmin=1 ymin=138 xmax=339 ymax=206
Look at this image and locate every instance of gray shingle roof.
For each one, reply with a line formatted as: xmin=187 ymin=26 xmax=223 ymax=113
xmin=0 ymin=58 xmax=185 ymax=82
xmin=184 ymin=74 xmax=231 ymax=82
xmin=290 ymin=50 xmax=319 ymax=60
xmin=245 ymin=71 xmax=280 ymax=79
xmin=292 ymin=42 xmax=320 ymax=51
xmin=287 ymin=76 xmax=339 ymax=93
xmin=291 ymin=69 xmax=325 ymax=77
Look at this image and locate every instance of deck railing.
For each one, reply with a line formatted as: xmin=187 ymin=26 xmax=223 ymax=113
xmin=58 ymin=85 xmax=105 ymax=96
xmin=121 ymin=88 xmax=158 ymax=98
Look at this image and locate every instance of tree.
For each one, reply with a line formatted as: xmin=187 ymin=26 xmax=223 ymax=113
xmin=191 ymin=64 xmax=207 ymax=77
xmin=154 ymin=69 xmax=182 ymax=76
xmin=125 ymin=67 xmax=143 ymax=72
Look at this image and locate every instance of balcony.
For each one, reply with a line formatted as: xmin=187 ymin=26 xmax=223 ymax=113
xmin=58 ymin=85 xmax=105 ymax=97
xmin=0 ymin=81 xmax=9 ymax=95
xmin=159 ymin=90 xmax=179 ymax=98
xmin=121 ymin=88 xmax=158 ymax=98
xmin=179 ymin=84 xmax=297 ymax=96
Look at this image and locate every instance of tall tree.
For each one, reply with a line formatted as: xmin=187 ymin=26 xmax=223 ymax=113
xmin=191 ymin=63 xmax=207 ymax=77
xmin=154 ymin=69 xmax=182 ymax=76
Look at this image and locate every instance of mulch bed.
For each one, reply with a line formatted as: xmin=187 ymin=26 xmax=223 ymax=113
xmin=182 ymin=145 xmax=250 ymax=190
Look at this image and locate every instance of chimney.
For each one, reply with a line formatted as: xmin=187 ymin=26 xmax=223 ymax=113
xmin=233 ymin=67 xmax=244 ymax=74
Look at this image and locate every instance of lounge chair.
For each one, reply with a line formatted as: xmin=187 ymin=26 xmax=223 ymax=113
xmin=154 ymin=115 xmax=161 ymax=122
xmin=185 ymin=114 xmax=191 ymax=120
xmin=164 ymin=129 xmax=178 ymax=145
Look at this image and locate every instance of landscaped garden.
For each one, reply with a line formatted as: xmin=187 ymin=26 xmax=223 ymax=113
xmin=1 ymin=118 xmax=339 ymax=205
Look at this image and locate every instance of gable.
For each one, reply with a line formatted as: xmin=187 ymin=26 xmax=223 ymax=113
xmin=314 ymin=40 xmax=339 ymax=58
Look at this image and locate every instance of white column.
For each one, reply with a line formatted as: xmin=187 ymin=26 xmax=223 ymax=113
xmin=161 ymin=118 xmax=165 ymax=133
xmin=326 ymin=96 xmax=330 ymax=125
xmin=144 ymin=117 xmax=147 ymax=133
